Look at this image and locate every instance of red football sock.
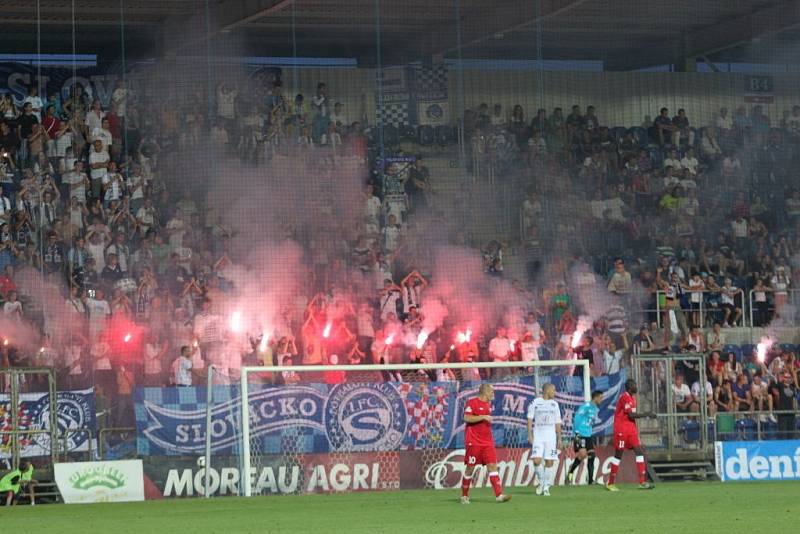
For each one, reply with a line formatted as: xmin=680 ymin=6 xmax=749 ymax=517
xmin=608 ymin=456 xmax=621 ymax=485
xmin=488 ymin=471 xmax=502 ymax=497
xmin=461 ymin=475 xmax=472 ymax=498
xmin=636 ymin=455 xmax=646 ymax=484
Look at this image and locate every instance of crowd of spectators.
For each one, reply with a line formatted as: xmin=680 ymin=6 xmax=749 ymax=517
xmin=0 ymin=76 xmax=797 ymax=439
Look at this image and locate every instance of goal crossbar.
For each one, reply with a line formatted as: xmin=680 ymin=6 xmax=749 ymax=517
xmin=238 ymin=360 xmax=591 ymax=497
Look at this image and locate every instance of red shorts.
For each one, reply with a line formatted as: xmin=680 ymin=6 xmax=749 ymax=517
xmin=614 ymin=430 xmax=641 ymax=450
xmin=464 ymin=444 xmax=498 ymax=467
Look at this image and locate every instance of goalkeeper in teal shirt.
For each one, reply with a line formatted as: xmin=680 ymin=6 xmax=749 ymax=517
xmin=567 ymin=391 xmax=602 ymax=485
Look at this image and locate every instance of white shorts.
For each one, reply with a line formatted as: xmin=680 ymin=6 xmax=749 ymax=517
xmin=531 ymin=439 xmax=559 ymax=461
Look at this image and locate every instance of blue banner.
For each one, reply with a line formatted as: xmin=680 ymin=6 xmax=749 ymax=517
xmin=1 ymin=388 xmax=96 ymax=458
xmin=715 ymin=440 xmax=800 ymax=481
xmin=134 ymin=370 xmax=627 ymax=456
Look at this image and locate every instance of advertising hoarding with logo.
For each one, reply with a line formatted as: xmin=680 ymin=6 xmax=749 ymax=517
xmin=141 ymin=446 xmax=636 ymax=498
xmin=54 ymin=460 xmax=145 ymax=504
xmin=715 ymin=440 xmax=800 ymax=482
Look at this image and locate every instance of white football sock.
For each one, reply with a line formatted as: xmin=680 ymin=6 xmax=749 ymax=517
xmin=545 ymin=465 xmax=555 ymax=489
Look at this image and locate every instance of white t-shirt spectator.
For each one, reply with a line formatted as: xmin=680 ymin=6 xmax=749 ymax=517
xmin=519 ymin=340 xmax=539 ymax=362
xmin=680 ymin=155 xmax=699 ymax=175
xmin=716 ymin=114 xmax=733 ymax=131
xmin=3 ymin=300 xmax=22 ymax=318
xmin=91 ymin=341 xmax=112 ymax=371
xmin=663 ymin=157 xmax=681 ymax=170
xmin=672 ymin=382 xmax=692 ymax=404
xmin=603 ymin=349 xmax=624 ymax=374
xmin=217 ymin=89 xmax=237 ymax=120
xmin=731 ymin=218 xmax=748 ymax=238
xmin=589 ymin=198 xmax=606 ymax=220
xmin=89 ymin=150 xmax=109 ymax=181
xmin=689 ymin=278 xmax=705 ymax=304
xmin=86 ymin=297 xmax=111 ymax=324
xmin=488 ymin=336 xmax=511 ymax=362
xmin=691 ymin=380 xmax=713 ymax=400
xmin=92 ymin=127 xmax=112 ymax=149
xmin=382 ymin=225 xmax=400 ymax=252
xmin=54 ymin=131 xmax=73 ymax=158
xmin=85 ymin=110 xmax=105 ymax=132
xmin=102 ymin=173 xmax=124 ymax=202
xmin=144 ymin=343 xmax=162 ymax=376
xmin=173 ymin=356 xmax=193 ymax=386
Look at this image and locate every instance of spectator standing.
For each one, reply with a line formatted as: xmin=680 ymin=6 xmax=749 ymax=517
xmin=769 ymin=372 xmax=796 ymax=439
xmin=488 ymin=327 xmax=512 ymax=378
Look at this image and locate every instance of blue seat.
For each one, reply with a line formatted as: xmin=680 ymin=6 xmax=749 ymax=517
xmin=739 ymin=344 xmax=755 ymax=361
xmin=610 ymin=126 xmax=627 ymax=143
xmin=736 ymin=418 xmax=757 ymax=441
xmin=630 ymin=127 xmax=647 ymax=147
xmin=779 ymin=343 xmax=796 ymax=354
xmin=680 ymin=420 xmax=700 ymax=443
xmin=762 ymin=419 xmax=779 ymax=440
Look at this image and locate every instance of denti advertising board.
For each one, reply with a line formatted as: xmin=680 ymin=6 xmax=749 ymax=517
xmin=715 ymin=440 xmax=800 ymax=482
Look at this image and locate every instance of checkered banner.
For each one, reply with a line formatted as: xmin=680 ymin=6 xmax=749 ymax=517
xmin=134 ymin=371 xmax=626 ymax=456
xmin=412 ymin=64 xmax=449 ymax=127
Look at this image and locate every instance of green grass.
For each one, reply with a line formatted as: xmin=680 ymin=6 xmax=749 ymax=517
xmin=1 ymin=482 xmax=795 ymax=534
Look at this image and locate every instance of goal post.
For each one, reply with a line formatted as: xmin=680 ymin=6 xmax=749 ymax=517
xmin=237 ymin=359 xmax=591 ymax=497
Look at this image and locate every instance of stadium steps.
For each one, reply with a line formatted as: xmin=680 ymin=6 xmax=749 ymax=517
xmin=649 ymin=460 xmax=719 ymax=482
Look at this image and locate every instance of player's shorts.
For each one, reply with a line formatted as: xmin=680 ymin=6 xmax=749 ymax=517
xmin=464 ymin=444 xmax=497 ymax=467
xmin=531 ymin=439 xmax=559 ymax=461
xmin=614 ymin=430 xmax=641 ymax=450
xmin=572 ymin=435 xmax=595 ymax=453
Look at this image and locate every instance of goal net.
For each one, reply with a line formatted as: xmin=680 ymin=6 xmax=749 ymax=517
xmin=236 ymin=360 xmax=593 ymax=497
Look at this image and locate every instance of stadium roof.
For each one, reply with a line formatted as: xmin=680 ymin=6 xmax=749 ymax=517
xmin=0 ymin=0 xmax=798 ymax=70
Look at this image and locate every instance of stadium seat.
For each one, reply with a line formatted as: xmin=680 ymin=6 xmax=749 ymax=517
xmin=382 ymin=125 xmax=400 ymax=146
xmin=716 ymin=414 xmax=735 ymax=440
xmin=739 ymin=344 xmax=755 ymax=360
xmin=630 ymin=127 xmax=647 ymax=146
xmin=762 ymin=419 xmax=779 ymax=440
xmin=610 ymin=126 xmax=627 ymax=143
xmin=435 ymin=125 xmax=453 ymax=145
xmin=779 ymin=343 xmax=796 ymax=354
xmin=399 ymin=124 xmax=417 ymax=140
xmin=735 ymin=418 xmax=757 ymax=441
xmin=417 ymin=125 xmax=434 ymax=146
xmin=680 ymin=420 xmax=700 ymax=443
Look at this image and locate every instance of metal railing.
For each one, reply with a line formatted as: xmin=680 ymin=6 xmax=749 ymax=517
xmin=59 ymin=428 xmax=94 ymax=462
xmin=748 ymin=288 xmax=800 ymax=328
xmin=710 ymin=409 xmax=800 ymax=441
xmin=98 ymin=427 xmax=137 ymax=460
xmin=656 ymin=288 xmax=747 ymax=328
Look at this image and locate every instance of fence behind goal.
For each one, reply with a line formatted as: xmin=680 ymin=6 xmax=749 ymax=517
xmin=226 ymin=360 xmax=609 ymax=497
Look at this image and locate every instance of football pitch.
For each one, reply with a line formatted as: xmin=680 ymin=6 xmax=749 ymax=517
xmin=1 ymin=482 xmax=794 ymax=533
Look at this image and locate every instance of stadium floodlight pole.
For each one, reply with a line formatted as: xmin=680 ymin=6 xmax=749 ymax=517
xmin=238 ymin=359 xmax=590 ymax=497
xmin=204 ymin=364 xmax=214 ymax=498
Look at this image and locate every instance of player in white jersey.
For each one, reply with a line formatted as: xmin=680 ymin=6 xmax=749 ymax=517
xmin=526 ymin=383 xmax=562 ymax=496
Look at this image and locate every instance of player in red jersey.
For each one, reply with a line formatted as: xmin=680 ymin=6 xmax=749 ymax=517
xmin=459 ymin=384 xmax=512 ymax=504
xmin=606 ymin=379 xmax=655 ymax=491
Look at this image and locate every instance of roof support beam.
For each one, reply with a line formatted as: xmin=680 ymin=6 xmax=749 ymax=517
xmin=606 ymin=0 xmax=800 ymax=70
xmin=163 ymin=0 xmax=296 ymax=56
xmin=439 ymin=0 xmax=592 ymax=57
